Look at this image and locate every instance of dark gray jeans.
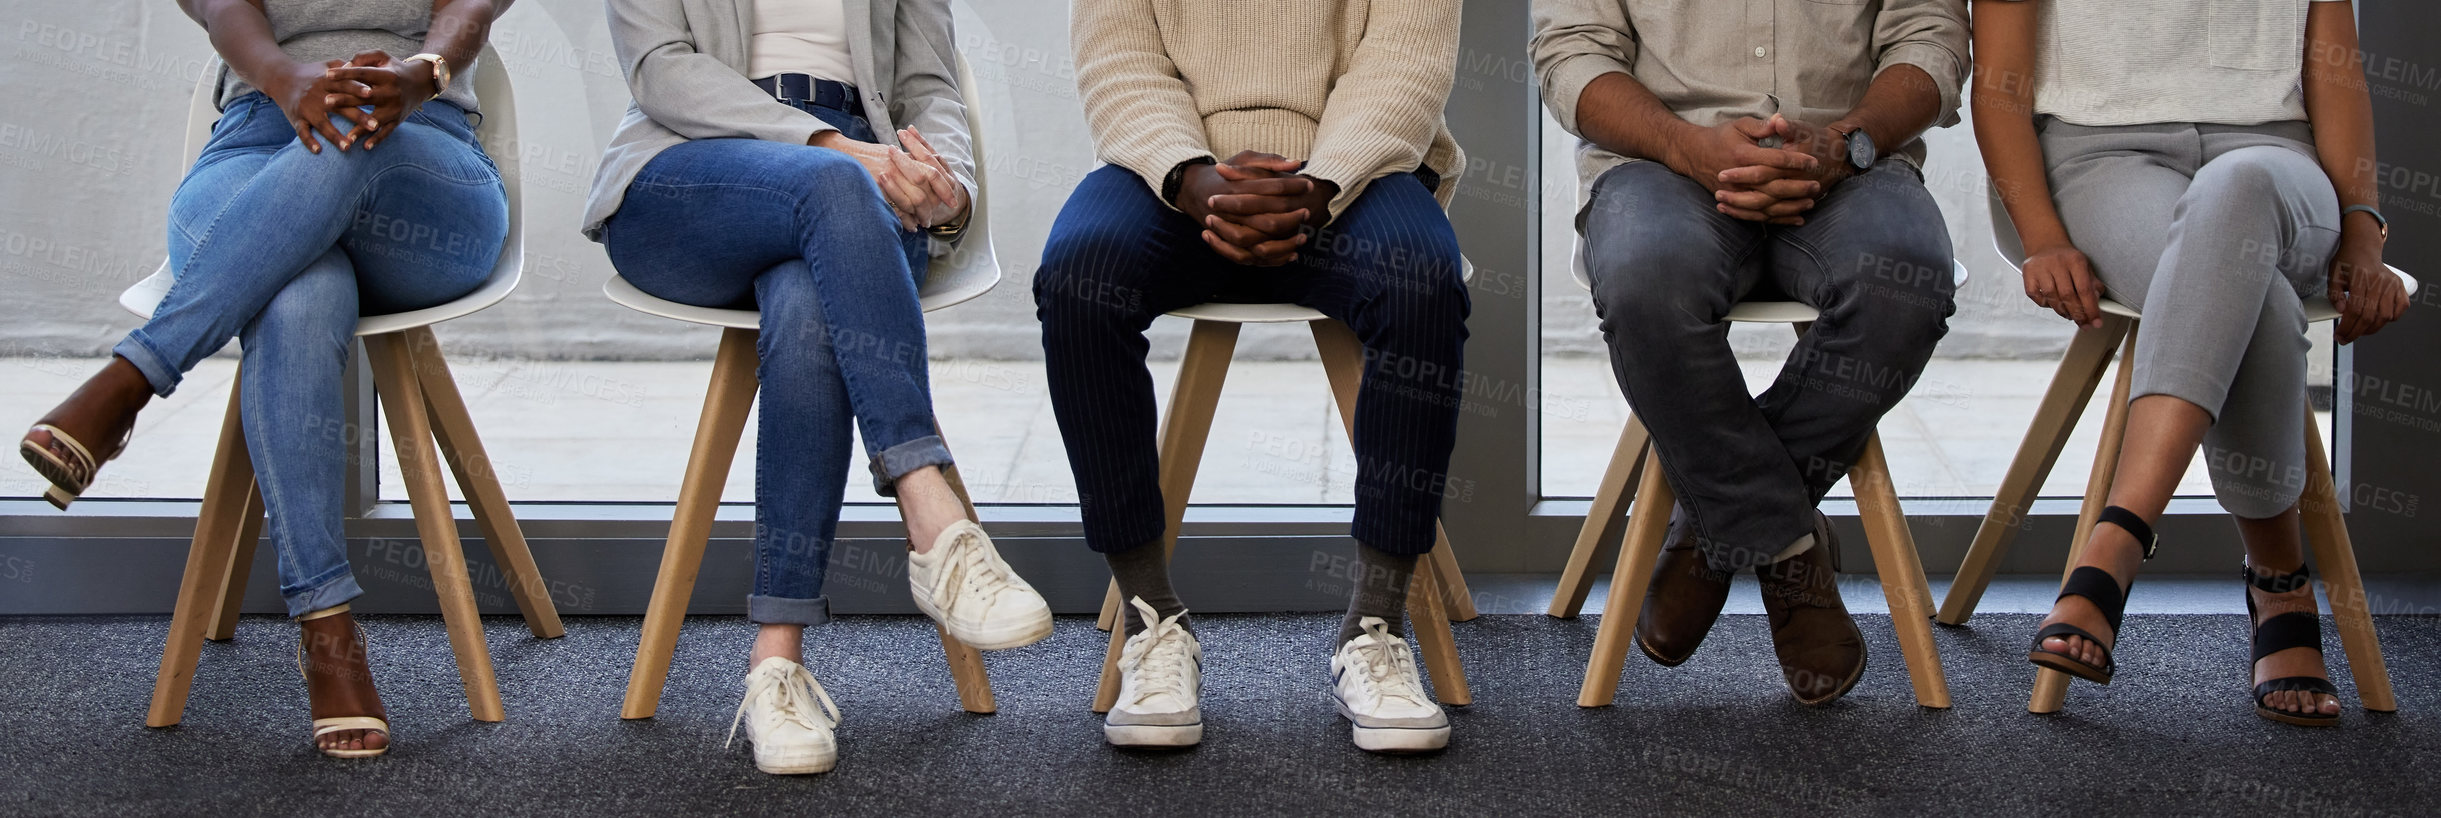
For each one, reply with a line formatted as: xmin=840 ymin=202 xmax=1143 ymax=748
xmin=1583 ymin=159 xmax=1955 ymax=572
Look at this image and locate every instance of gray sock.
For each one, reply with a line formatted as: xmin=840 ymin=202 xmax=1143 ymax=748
xmin=1104 ymin=541 xmax=1186 ymax=635
xmin=1337 ymin=542 xmax=1417 ymax=646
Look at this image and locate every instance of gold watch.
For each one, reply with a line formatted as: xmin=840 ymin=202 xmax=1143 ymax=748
xmin=406 ymin=53 xmax=451 ymax=95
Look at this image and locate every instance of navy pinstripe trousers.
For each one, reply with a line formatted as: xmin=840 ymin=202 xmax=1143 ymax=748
xmin=1034 ymin=165 xmax=1470 ymax=557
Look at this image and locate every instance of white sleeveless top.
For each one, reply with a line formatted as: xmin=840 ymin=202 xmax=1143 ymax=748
xmin=2005 ymin=0 xmax=2347 ymax=127
xmin=747 ymin=0 xmax=856 ymax=83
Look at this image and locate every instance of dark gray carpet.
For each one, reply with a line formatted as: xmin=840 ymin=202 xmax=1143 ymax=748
xmin=1 ymin=612 xmax=2435 ymax=816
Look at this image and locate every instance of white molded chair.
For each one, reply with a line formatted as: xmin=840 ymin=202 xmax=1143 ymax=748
xmin=607 ymin=54 xmax=1005 ymax=718
xmin=132 ymin=46 xmax=560 ymax=729
xmin=1554 ymin=241 xmax=1962 ymax=709
xmin=1938 ymin=188 xmax=2411 ymax=715
xmin=1083 ymin=262 xmax=1483 ymax=713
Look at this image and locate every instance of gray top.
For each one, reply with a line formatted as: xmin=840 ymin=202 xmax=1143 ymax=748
xmin=216 ymin=0 xmax=481 ymax=114
xmin=582 ymin=0 xmax=974 ymax=248
xmin=1993 ymin=0 xmax=2342 ymax=128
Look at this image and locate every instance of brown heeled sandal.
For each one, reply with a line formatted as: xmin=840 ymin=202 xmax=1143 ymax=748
xmin=20 ymin=422 xmax=129 ymax=510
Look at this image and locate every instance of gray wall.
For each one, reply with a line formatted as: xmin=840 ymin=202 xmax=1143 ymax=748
xmin=0 ymin=1 xmax=2303 ymax=365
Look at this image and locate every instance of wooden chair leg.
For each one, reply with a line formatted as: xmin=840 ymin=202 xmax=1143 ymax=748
xmin=1940 ymin=319 xmax=2127 ymax=625
xmin=933 ymin=428 xmax=998 ymax=714
xmin=205 ymin=480 xmax=265 ymax=642
xmin=2300 ymin=408 xmax=2398 ymax=712
xmin=1852 ymin=435 xmax=1951 ymax=709
xmin=1551 ymin=415 xmax=1650 ymax=618
xmin=1580 ymin=444 xmax=1673 ymax=707
xmin=1407 ymin=554 xmax=1471 ymax=705
xmin=365 ymin=333 xmax=504 ymax=722
xmin=623 ymin=328 xmax=760 ymax=720
xmin=2032 ymin=324 xmax=2139 ymax=714
xmin=1094 ymin=580 xmax=1124 ymax=632
xmin=405 ymin=328 xmax=564 ymax=639
xmin=1426 ymin=526 xmax=1478 ymax=621
xmin=1094 ymin=319 xmax=1237 ymax=713
xmin=1310 ymin=319 xmax=1476 ymax=620
xmin=148 ymin=376 xmax=258 ymax=727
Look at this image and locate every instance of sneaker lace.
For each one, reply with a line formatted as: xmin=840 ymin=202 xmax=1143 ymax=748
xmin=929 ymin=524 xmax=1017 ymax=614
xmin=1119 ymin=597 xmax=1193 ymax=707
xmin=726 ymin=662 xmax=841 ymax=749
xmin=1350 ymin=618 xmax=1428 ymax=707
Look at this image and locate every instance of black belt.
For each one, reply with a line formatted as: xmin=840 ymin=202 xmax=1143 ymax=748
xmin=752 ymin=74 xmax=860 ymax=110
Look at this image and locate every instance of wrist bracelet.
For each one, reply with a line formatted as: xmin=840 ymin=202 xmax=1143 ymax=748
xmin=2342 ymin=204 xmax=2388 ymax=239
xmin=1162 ymin=157 xmax=1215 ymax=207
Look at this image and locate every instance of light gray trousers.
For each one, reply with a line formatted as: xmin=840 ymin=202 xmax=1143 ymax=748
xmin=2041 ymin=118 xmax=2341 ymax=519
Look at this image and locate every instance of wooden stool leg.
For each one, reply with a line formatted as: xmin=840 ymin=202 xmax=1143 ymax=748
xmin=148 ymin=375 xmax=258 ymax=727
xmin=205 ymin=481 xmax=265 ymax=641
xmin=1852 ymin=436 xmax=1951 ymax=709
xmin=1407 ymin=555 xmax=1471 ymax=705
xmin=1095 ymin=580 xmax=1123 ymax=633
xmin=1094 ymin=320 xmax=1237 ymax=713
xmin=933 ymin=428 xmax=998 ymax=714
xmin=1426 ymin=528 xmax=1478 ymax=621
xmin=2300 ymin=408 xmax=2397 ymax=712
xmin=406 ymin=327 xmax=563 ymax=639
xmin=2032 ymin=324 xmax=2139 ymax=714
xmin=1940 ymin=320 xmax=2127 ymax=625
xmin=365 ymin=333 xmax=503 ymax=722
xmin=623 ymin=328 xmax=759 ymax=719
xmin=1552 ymin=416 xmax=1650 ymax=618
xmin=1580 ymin=445 xmax=1673 ymax=707
xmin=1309 ymin=319 xmax=1477 ymax=619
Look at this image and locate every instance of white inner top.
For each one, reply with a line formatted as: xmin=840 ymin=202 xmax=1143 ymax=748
xmin=748 ymin=0 xmax=855 ymax=84
xmin=2022 ymin=0 xmax=2347 ymax=127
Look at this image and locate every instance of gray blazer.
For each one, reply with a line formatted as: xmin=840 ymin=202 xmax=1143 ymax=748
xmin=582 ymin=0 xmax=974 ymax=249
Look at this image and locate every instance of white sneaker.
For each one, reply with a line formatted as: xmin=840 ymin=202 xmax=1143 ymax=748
xmin=1104 ymin=596 xmax=1203 ymax=747
xmin=1330 ymin=617 xmax=1450 ymax=753
xmin=908 ymin=520 xmax=1053 ymax=650
xmin=727 ymin=657 xmax=842 ymax=774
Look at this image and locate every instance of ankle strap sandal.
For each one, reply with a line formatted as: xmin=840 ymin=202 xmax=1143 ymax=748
xmin=2244 ymin=563 xmax=2340 ymax=727
xmin=2025 ymin=505 xmax=2155 ymax=685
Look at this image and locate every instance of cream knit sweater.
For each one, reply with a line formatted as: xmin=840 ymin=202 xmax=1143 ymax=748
xmin=1072 ymin=0 xmax=1464 ymax=218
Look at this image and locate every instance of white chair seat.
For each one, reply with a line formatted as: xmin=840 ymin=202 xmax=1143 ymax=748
xmin=1165 ymin=259 xmax=1475 ymax=324
xmin=1569 ymin=239 xmax=1971 ymax=324
xmin=121 ymin=48 xmax=525 ymax=339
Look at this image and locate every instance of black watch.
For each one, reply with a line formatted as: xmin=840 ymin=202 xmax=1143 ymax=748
xmin=1162 ymin=157 xmax=1215 ymax=207
xmin=1832 ymin=124 xmax=1876 ymax=171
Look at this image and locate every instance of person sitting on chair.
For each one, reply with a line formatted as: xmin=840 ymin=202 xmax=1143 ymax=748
xmin=1974 ymin=0 xmax=2407 ymax=726
xmin=1034 ymin=0 xmax=1470 ymax=753
xmin=1531 ymin=0 xmax=1967 ymax=704
xmin=584 ymin=0 xmax=1052 ymax=774
xmin=18 ymin=0 xmax=516 ymax=759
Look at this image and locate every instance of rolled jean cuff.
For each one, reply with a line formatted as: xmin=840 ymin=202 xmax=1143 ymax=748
xmin=282 ymin=568 xmax=365 ymax=619
xmin=748 ymin=594 xmax=834 ymax=627
xmin=866 ymin=434 xmax=954 ymax=496
xmin=111 ymin=334 xmax=182 ymax=397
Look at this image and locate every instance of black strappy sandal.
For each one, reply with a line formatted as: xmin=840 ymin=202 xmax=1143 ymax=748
xmin=2244 ymin=563 xmax=2341 ymax=728
xmin=2027 ymin=506 xmax=2157 ymax=685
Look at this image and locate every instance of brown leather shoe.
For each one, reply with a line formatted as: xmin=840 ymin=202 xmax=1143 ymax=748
xmin=1633 ymin=509 xmax=1731 ymax=667
xmin=1757 ymin=511 xmax=1865 ymax=705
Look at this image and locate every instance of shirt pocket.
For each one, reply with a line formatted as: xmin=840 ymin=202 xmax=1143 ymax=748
xmin=2207 ymin=1 xmax=2306 ymax=73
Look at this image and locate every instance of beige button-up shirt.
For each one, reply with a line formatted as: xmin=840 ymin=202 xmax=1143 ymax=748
xmin=1531 ymin=0 xmax=1968 ymax=201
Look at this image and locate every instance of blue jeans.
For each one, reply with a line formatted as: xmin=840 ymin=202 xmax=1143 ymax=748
xmin=601 ymin=101 xmax=948 ymax=627
xmin=112 ymin=92 xmax=508 ymax=616
xmin=1583 ymin=159 xmax=1954 ymax=572
xmin=1034 ymin=165 xmax=1470 ymax=557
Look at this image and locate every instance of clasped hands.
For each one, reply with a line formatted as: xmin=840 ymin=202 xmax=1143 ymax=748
xmin=1673 ymin=114 xmax=1854 ymax=226
xmin=265 ymin=50 xmax=439 ymax=154
xmin=1175 ymin=151 xmax=1339 ymax=267
xmin=812 ymin=127 xmax=969 ymax=233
